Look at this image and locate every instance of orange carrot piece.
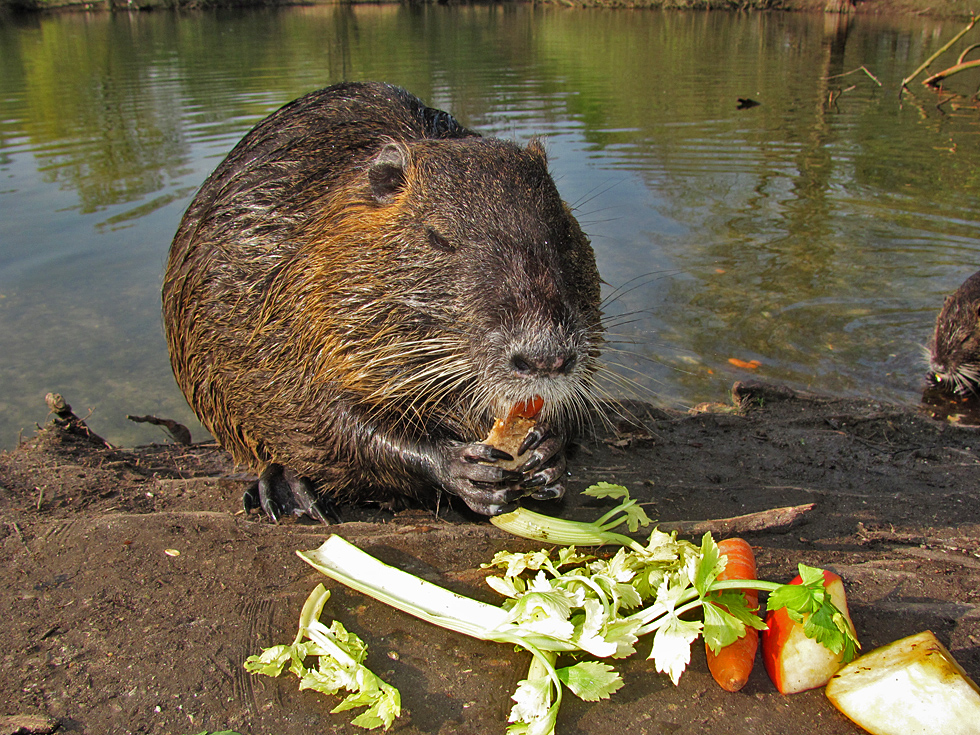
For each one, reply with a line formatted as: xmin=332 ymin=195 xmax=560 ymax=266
xmin=706 ymin=538 xmax=759 ymax=692
xmin=708 ymin=629 xmax=759 ymax=693
xmin=512 ymin=395 xmax=544 ymax=419
xmin=714 ymin=537 xmax=758 ymax=608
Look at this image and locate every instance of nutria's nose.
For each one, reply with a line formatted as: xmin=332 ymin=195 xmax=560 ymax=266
xmin=510 ymin=350 xmax=577 ymax=378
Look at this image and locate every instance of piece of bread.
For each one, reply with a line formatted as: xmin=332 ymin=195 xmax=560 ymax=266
xmin=483 ymin=397 xmax=543 ymax=471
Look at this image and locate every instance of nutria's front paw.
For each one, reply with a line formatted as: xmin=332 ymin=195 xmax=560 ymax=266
xmin=437 ymin=438 xmax=566 ymax=516
xmin=507 ymin=423 xmax=568 ymax=502
xmin=243 ymin=463 xmax=340 ymax=525
xmin=435 ymin=442 xmax=530 ymax=516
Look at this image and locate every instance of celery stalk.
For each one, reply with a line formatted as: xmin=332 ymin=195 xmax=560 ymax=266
xmin=298 ymin=536 xmax=508 ymax=638
xmin=490 ymin=508 xmax=640 ymax=549
xmin=243 ymin=582 xmax=401 ymax=730
xmin=490 ymin=482 xmax=651 ymax=551
xmin=297 ymin=535 xmax=579 ymax=653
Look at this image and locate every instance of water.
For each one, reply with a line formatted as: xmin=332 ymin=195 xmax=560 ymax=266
xmin=2 ymin=6 xmax=979 ymax=449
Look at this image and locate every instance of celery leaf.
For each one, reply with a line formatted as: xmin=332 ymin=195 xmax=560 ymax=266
xmin=557 ymin=661 xmax=624 ymax=701
xmin=649 ymin=615 xmax=702 ymax=686
xmin=244 ymin=584 xmax=401 ymax=730
xmin=583 ymin=482 xmax=630 ymax=500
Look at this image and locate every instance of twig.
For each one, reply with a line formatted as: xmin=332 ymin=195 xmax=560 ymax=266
xmin=9 ymin=522 xmax=28 ymax=551
xmin=825 ymin=66 xmax=882 ymax=86
xmin=901 ymin=14 xmax=979 ymax=92
xmin=856 ymin=523 xmax=980 ymax=558
xmin=127 ymin=414 xmax=192 ymax=445
xmin=827 ymin=85 xmax=858 ymax=110
xmin=658 ymin=502 xmax=815 ymax=536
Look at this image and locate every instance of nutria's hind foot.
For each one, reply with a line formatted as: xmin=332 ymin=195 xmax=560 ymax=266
xmin=243 ymin=463 xmax=340 ymax=525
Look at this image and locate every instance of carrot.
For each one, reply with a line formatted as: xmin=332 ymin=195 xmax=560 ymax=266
xmin=512 ymin=395 xmax=544 ymax=419
xmin=705 ymin=537 xmax=759 ymax=692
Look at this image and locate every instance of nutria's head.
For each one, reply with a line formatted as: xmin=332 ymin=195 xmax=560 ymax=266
xmin=266 ymin=135 xmax=603 ymax=442
xmin=929 ymin=270 xmax=980 ymax=395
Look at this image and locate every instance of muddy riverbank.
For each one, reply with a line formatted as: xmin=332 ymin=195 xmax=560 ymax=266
xmin=2 ymin=381 xmax=978 ymax=734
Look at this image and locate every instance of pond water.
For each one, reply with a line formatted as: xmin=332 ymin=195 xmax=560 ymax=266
xmin=2 ymin=5 xmax=979 ymax=450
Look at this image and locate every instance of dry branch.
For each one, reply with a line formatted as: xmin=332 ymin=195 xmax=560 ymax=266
xmin=658 ymin=502 xmax=815 ymax=536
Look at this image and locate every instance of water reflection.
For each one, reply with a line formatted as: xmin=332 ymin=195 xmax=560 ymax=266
xmin=1 ymin=6 xmax=979 ymax=450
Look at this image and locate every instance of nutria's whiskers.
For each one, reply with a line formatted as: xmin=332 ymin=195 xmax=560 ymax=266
xmin=598 ymin=270 xmax=684 ymax=310
xmin=934 ymin=363 xmax=980 ymax=396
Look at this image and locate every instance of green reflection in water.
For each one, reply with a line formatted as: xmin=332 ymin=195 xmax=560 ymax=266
xmin=1 ymin=6 xmax=978 ymax=450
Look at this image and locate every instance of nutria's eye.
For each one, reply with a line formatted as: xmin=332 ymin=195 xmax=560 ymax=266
xmin=427 ymin=228 xmax=455 ymax=253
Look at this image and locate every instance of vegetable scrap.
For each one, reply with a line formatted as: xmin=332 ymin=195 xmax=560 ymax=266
xmin=484 ymin=396 xmax=545 ymax=470
xmin=762 ymin=568 xmax=858 ymax=694
xmin=243 ymin=583 xmax=400 ymax=730
xmin=826 ymin=630 xmax=980 ymax=735
xmin=705 ymin=538 xmax=760 ymax=692
xmin=245 ymin=483 xmax=861 ymax=734
xmin=728 ymin=358 xmax=762 ymax=370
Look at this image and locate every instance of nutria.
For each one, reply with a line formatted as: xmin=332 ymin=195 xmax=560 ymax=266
xmin=928 ymin=269 xmax=980 ymax=395
xmin=162 ymin=82 xmax=602 ymax=521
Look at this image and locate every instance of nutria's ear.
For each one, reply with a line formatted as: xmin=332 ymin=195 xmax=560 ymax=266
xmin=368 ymin=141 xmax=410 ymax=204
xmin=526 ymin=138 xmax=548 ymax=164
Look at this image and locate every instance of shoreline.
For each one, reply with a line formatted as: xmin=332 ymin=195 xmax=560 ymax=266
xmin=2 ymin=0 xmax=977 ymax=20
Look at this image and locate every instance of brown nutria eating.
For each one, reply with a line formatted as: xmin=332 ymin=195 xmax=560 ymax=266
xmin=162 ymin=82 xmax=602 ymax=522
xmin=928 ymin=269 xmax=980 ymax=396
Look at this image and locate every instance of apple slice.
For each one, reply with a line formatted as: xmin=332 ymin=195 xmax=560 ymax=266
xmin=484 ymin=396 xmax=544 ymax=470
xmin=762 ymin=569 xmax=857 ymax=694
xmin=825 ymin=630 xmax=980 ymax=735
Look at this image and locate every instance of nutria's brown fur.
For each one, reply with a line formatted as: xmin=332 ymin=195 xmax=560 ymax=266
xmin=929 ymin=269 xmax=980 ymax=395
xmin=163 ymin=82 xmax=602 ymax=519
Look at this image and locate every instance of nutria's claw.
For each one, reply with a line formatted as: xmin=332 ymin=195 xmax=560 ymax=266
xmin=439 ymin=427 xmax=569 ymax=516
xmin=243 ymin=483 xmax=277 ymax=521
xmin=438 ymin=442 xmax=534 ymax=516
xmin=514 ymin=428 xmax=567 ymax=501
xmin=243 ymin=463 xmax=340 ymax=525
xmin=530 ymin=483 xmax=565 ymax=501
xmin=448 ymin=481 xmax=525 ymax=516
xmin=517 ymin=426 xmax=548 ymax=456
xmin=523 ymin=452 xmax=567 ymax=494
xmin=462 ymin=444 xmax=514 ymax=464
xmin=457 ymin=460 xmax=524 ymax=485
xmin=460 ymin=491 xmax=524 ymax=517
xmin=517 ymin=431 xmax=564 ymax=475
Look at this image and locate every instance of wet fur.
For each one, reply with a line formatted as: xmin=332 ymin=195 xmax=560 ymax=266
xmin=163 ymin=82 xmax=602 ymax=508
xmin=929 ymin=269 xmax=980 ymax=395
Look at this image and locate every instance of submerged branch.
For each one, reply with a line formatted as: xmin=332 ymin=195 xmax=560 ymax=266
xmin=901 ymin=14 xmax=979 ymax=92
xmin=825 ymin=66 xmax=882 ymax=86
xmin=923 ymin=58 xmax=980 ymax=87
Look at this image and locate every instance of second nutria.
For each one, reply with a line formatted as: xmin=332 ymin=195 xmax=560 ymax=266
xmin=928 ymin=269 xmax=980 ymax=395
xmin=163 ymin=82 xmax=602 ymax=521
